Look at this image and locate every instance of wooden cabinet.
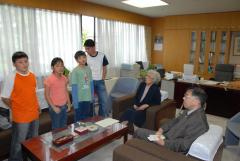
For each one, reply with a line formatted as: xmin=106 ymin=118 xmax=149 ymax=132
xmin=189 ymin=31 xmax=197 ymax=64
xmin=208 ymin=31 xmax=217 ymax=74
xmin=189 ymin=30 xmax=231 ymax=79
xmin=198 ymin=31 xmax=207 ymax=74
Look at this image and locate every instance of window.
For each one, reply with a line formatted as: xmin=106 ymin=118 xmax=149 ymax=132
xmin=0 ymin=5 xmax=149 ymax=79
xmin=82 ymin=15 xmax=95 ymax=47
xmin=0 ymin=5 xmax=81 ymax=77
xmin=95 ymin=18 xmax=148 ymax=67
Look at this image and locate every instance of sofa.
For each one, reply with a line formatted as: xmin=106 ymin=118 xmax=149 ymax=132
xmin=112 ymin=94 xmax=176 ymax=130
xmin=0 ymin=109 xmax=74 ymax=160
xmin=113 ymin=138 xmax=223 ymax=161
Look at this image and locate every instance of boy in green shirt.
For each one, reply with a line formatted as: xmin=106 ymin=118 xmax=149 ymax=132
xmin=70 ymin=51 xmax=93 ymax=121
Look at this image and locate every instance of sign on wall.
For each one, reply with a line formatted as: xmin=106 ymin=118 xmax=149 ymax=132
xmin=154 ymin=35 xmax=163 ymax=51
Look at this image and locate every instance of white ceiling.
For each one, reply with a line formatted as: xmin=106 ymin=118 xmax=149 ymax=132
xmin=83 ymin=0 xmax=240 ymax=17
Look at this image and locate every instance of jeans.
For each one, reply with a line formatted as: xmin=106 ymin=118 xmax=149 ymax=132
xmin=9 ymin=120 xmax=39 ymax=161
xmin=94 ymin=80 xmax=108 ymax=117
xmin=49 ymin=105 xmax=67 ymax=130
xmin=74 ymin=101 xmax=92 ymax=122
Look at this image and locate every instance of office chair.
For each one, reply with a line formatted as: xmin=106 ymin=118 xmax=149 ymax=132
xmin=107 ymin=77 xmax=139 ymax=113
xmin=214 ymin=64 xmax=234 ymax=82
xmin=157 ymin=68 xmax=165 ymax=79
xmin=136 ymin=61 xmax=144 ymax=70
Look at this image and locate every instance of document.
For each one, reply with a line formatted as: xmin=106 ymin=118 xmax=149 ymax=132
xmin=95 ymin=118 xmax=119 ymax=128
xmin=147 ymin=134 xmax=165 ymax=141
xmin=199 ymin=80 xmax=219 ymax=85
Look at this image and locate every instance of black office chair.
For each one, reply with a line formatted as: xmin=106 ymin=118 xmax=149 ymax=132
xmin=214 ymin=64 xmax=234 ymax=82
xmin=157 ymin=68 xmax=165 ymax=79
xmin=136 ymin=61 xmax=144 ymax=70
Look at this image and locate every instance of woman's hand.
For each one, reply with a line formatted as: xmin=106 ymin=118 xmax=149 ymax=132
xmin=133 ymin=104 xmax=138 ymax=109
xmin=136 ymin=104 xmax=149 ymax=110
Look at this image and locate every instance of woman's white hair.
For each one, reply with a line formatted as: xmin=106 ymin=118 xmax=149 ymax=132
xmin=147 ymin=70 xmax=161 ymax=84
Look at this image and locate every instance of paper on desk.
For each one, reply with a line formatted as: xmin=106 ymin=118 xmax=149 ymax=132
xmin=199 ymin=80 xmax=219 ymax=85
xmin=95 ymin=118 xmax=119 ymax=128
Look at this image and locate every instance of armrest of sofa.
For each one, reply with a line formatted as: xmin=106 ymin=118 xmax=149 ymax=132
xmin=112 ymin=94 xmax=135 ymax=119
xmin=156 ymin=99 xmax=176 ymax=128
xmin=144 ymin=99 xmax=176 ymax=130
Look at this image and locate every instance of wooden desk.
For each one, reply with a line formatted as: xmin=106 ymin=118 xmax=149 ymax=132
xmin=174 ymin=80 xmax=240 ymax=118
xmin=21 ymin=116 xmax=128 ymax=161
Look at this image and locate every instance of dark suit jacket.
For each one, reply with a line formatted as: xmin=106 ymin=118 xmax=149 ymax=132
xmin=134 ymin=82 xmax=161 ymax=107
xmin=161 ymin=108 xmax=209 ymax=153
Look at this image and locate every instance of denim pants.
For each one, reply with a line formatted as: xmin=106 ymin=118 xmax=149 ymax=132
xmin=74 ymin=101 xmax=92 ymax=122
xmin=94 ymin=80 xmax=108 ymax=117
xmin=9 ymin=120 xmax=39 ymax=161
xmin=49 ymin=105 xmax=67 ymax=130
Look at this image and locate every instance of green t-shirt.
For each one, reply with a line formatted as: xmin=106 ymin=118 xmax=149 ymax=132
xmin=70 ymin=66 xmax=92 ymax=102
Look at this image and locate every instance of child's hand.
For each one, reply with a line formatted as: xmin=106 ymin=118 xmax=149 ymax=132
xmin=67 ymin=104 xmax=71 ymax=112
xmin=53 ymin=106 xmax=61 ymax=114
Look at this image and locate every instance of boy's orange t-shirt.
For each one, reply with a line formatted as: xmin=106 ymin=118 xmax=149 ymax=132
xmin=10 ymin=72 xmax=39 ymax=123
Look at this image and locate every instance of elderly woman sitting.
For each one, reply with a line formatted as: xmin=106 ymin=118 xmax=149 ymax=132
xmin=120 ymin=70 xmax=161 ymax=129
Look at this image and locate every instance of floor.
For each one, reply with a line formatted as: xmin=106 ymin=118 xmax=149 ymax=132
xmin=3 ymin=114 xmax=240 ymax=161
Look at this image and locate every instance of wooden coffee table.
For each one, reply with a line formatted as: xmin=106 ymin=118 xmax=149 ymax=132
xmin=21 ymin=116 xmax=128 ymax=161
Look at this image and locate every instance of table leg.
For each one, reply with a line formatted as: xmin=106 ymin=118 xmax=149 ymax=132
xmin=22 ymin=150 xmax=28 ymax=161
xmin=124 ymin=133 xmax=128 ymax=143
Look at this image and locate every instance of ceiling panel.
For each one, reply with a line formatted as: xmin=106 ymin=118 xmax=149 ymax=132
xmin=84 ymin=0 xmax=240 ymax=17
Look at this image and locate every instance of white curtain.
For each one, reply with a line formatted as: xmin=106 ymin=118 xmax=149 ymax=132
xmin=0 ymin=5 xmax=81 ymax=78
xmin=95 ymin=18 xmax=149 ymax=77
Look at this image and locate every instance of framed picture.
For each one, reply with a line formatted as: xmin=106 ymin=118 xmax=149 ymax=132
xmin=233 ymin=36 xmax=240 ymax=56
xmin=154 ymin=35 xmax=163 ymax=51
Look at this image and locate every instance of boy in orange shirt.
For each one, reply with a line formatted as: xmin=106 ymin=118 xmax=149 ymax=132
xmin=1 ymin=51 xmax=40 ymax=161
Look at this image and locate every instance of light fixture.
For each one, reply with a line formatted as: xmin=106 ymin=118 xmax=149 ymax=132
xmin=122 ymin=0 xmax=168 ymax=8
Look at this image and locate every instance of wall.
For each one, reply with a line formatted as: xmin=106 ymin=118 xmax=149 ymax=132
xmin=151 ymin=12 xmax=240 ymax=73
xmin=151 ymin=18 xmax=164 ymax=64
xmin=0 ymin=0 xmax=151 ymax=26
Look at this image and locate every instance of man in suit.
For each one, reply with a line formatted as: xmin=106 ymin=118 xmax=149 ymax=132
xmin=134 ymin=87 xmax=209 ymax=154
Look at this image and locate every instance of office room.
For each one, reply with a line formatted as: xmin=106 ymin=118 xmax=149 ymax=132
xmin=0 ymin=0 xmax=240 ymax=161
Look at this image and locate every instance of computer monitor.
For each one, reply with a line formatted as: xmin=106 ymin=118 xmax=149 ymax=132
xmin=157 ymin=68 xmax=165 ymax=78
xmin=183 ymin=64 xmax=194 ymax=75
